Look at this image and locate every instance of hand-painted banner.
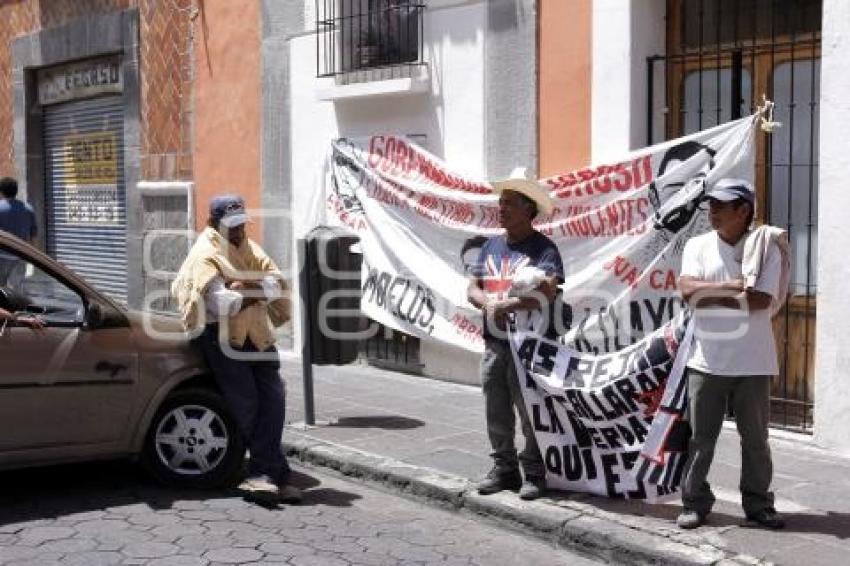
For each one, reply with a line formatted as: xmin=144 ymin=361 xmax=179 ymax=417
xmin=509 ymin=316 xmax=694 ymax=500
xmin=307 ymin=116 xmax=757 ymax=354
xmin=306 ymin=114 xmax=760 ymax=498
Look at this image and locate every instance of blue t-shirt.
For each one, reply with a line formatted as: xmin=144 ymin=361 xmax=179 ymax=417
xmin=471 ymin=231 xmax=564 ymax=339
xmin=0 ymin=198 xmax=37 ymax=259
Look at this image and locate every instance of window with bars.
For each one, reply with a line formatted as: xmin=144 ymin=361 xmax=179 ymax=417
xmin=316 ymin=0 xmax=425 ymax=78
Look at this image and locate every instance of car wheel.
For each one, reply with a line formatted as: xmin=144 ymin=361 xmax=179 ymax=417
xmin=142 ymin=387 xmax=245 ymax=489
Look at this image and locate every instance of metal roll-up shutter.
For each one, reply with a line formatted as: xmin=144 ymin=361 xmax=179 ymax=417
xmin=43 ymin=96 xmax=128 ymax=303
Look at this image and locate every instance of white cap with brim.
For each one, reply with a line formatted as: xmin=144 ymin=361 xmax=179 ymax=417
xmin=491 ymin=167 xmax=555 ymax=215
xmin=210 ymin=194 xmax=251 ymax=228
xmin=707 ymin=178 xmax=755 ymax=203
xmin=219 ymin=213 xmax=250 ymax=228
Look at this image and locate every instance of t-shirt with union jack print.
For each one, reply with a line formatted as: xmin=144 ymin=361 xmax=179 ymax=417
xmin=471 ymin=231 xmax=564 ymax=340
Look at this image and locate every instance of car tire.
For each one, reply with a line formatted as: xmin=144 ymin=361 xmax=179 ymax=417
xmin=142 ymin=387 xmax=245 ymax=489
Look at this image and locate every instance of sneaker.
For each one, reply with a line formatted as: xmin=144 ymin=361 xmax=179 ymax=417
xmin=477 ymin=468 xmax=522 ymax=495
xmin=238 ymin=475 xmax=280 ymax=502
xmin=676 ymin=509 xmax=707 ymax=529
xmin=278 ymin=483 xmax=303 ymax=504
xmin=518 ymin=477 xmax=545 ymax=501
xmin=744 ymin=508 xmax=785 ymax=529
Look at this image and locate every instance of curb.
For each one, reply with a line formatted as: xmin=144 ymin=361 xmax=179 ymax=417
xmin=283 ymin=437 xmax=765 ymax=566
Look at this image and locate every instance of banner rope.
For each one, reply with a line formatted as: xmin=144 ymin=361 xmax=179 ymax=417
xmin=757 ymin=95 xmax=782 ymax=133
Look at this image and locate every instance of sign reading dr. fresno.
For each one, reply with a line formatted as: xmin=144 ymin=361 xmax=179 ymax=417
xmin=37 ymin=57 xmax=123 ymax=106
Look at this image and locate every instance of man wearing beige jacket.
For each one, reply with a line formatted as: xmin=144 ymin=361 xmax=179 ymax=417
xmin=172 ymin=195 xmax=298 ymax=504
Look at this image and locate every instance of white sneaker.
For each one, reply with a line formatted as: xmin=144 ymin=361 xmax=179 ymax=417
xmin=238 ymin=475 xmax=280 ymax=502
xmin=278 ymin=483 xmax=303 ymax=504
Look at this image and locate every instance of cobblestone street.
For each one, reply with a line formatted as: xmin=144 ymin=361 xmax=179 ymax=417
xmin=0 ymin=461 xmax=600 ymax=566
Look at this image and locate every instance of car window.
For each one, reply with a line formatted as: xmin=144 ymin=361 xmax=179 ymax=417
xmin=0 ymin=247 xmax=85 ymax=325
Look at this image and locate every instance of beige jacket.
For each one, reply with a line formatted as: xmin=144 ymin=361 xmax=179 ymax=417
xmin=171 ymin=227 xmax=290 ymax=350
xmin=742 ymin=224 xmax=791 ymax=315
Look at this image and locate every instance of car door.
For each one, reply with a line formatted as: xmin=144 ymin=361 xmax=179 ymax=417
xmin=0 ymin=247 xmax=138 ymax=452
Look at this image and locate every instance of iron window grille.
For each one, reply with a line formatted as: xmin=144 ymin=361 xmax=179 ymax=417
xmin=648 ymin=0 xmax=821 ymax=433
xmin=361 ymin=323 xmax=423 ymax=374
xmin=316 ymin=0 xmax=425 ymax=78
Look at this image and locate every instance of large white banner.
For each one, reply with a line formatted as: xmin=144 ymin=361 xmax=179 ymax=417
xmin=306 ymin=115 xmax=759 ymax=498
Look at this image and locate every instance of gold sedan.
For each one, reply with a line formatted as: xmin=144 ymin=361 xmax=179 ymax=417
xmin=0 ymin=231 xmax=246 ymax=488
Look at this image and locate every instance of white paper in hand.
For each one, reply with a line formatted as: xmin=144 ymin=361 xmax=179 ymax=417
xmin=510 ymin=266 xmax=546 ymax=296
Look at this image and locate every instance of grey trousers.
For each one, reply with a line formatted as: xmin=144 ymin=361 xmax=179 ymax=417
xmin=481 ymin=338 xmax=544 ymax=479
xmin=681 ymin=368 xmax=775 ymax=516
xmin=0 ymin=258 xmax=25 ymax=290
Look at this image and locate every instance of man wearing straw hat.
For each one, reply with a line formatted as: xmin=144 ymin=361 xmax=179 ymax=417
xmin=467 ymin=167 xmax=563 ymax=501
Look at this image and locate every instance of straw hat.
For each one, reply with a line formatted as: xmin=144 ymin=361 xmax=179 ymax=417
xmin=491 ymin=167 xmax=554 ymax=215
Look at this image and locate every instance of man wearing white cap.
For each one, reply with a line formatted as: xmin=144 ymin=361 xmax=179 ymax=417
xmin=676 ymin=179 xmax=785 ymax=530
xmin=467 ymin=168 xmax=564 ymax=501
xmin=172 ymin=195 xmax=300 ymax=504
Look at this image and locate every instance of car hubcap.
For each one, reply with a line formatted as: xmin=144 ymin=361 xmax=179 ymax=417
xmin=154 ymin=404 xmax=229 ymax=476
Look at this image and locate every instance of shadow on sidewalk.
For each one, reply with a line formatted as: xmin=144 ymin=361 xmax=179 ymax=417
xmin=287 ymin=468 xmax=363 ymax=508
xmin=0 ymin=460 xmax=363 ymax=524
xmin=777 ymin=511 xmax=850 ymax=539
xmin=546 ymin=490 xmax=850 ymax=537
xmin=329 ymin=415 xmax=425 ymax=430
xmin=546 ymin=490 xmax=745 ymax=527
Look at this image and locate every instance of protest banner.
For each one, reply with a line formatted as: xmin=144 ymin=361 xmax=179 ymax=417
xmin=304 ymin=114 xmax=760 ymax=498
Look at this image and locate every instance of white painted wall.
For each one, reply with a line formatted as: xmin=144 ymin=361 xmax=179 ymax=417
xmin=591 ymin=0 xmax=665 ymax=163
xmin=813 ymin=0 xmax=850 ymax=455
xmin=289 ymin=1 xmax=486 ymax=383
xmin=631 ymin=0 xmax=666 ymax=146
xmin=591 ymin=0 xmax=631 ymax=163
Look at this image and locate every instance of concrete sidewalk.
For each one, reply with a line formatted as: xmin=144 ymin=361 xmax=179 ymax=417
xmin=279 ymin=356 xmax=850 ymax=565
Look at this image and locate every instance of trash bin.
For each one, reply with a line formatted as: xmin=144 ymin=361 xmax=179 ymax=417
xmin=301 ymin=226 xmax=364 ymax=365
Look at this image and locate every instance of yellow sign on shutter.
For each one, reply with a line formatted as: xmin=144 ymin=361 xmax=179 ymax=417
xmin=63 ymin=132 xmax=118 ymax=186
xmin=61 ymin=132 xmax=121 ymax=225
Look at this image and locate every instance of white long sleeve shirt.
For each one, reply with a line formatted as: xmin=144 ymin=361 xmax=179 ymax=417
xmin=203 ymin=276 xmax=284 ymax=320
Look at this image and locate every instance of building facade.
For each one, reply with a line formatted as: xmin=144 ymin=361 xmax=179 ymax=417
xmin=285 ymin=0 xmax=538 ymax=378
xmin=538 ymin=0 xmax=850 ymax=454
xmin=3 ymin=1 xmax=850 ymax=454
xmin=284 ymin=0 xmax=850 ymax=454
xmin=0 ymin=0 xmax=265 ymax=313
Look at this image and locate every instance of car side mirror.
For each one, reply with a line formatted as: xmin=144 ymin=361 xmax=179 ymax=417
xmin=86 ymin=302 xmax=105 ymax=328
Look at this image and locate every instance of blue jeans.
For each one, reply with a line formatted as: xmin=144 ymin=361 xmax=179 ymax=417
xmin=197 ymin=325 xmax=289 ymax=481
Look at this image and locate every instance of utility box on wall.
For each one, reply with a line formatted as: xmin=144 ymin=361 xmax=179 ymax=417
xmin=138 ymin=181 xmax=194 ymax=314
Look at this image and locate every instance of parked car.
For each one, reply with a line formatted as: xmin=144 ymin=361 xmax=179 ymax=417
xmin=0 ymin=231 xmax=245 ymax=488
